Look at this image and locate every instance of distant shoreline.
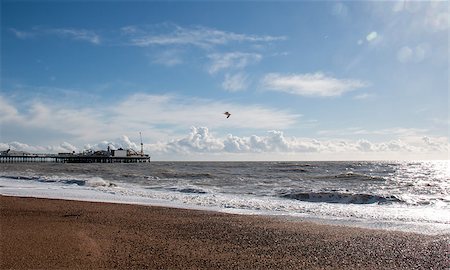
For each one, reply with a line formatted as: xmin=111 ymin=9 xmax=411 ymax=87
xmin=1 ymin=195 xmax=449 ymax=269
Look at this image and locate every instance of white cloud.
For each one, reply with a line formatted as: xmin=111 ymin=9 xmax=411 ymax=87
xmin=113 ymin=93 xmax=299 ymax=131
xmin=356 ymin=139 xmax=374 ymax=152
xmin=0 ymin=93 xmax=299 ymax=144
xmin=152 ymin=127 xmax=449 ymax=156
xmin=59 ymin=142 xmax=77 ymax=152
xmin=4 ymin=127 xmax=447 ymax=160
xmin=164 ymin=127 xmax=225 ymax=153
xmin=261 ymin=72 xmax=368 ymax=97
xmin=208 ymin=52 xmax=262 ymax=74
xmin=150 ymin=127 xmax=318 ymax=154
xmin=222 ymin=73 xmax=249 ymax=92
xmin=0 ymin=141 xmax=78 ymax=154
xmin=83 ymin=135 xmax=140 ymax=152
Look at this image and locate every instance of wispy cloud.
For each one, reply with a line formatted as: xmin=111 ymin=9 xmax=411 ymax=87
xmin=207 ymin=52 xmax=262 ymax=74
xmin=123 ymin=24 xmax=286 ymax=49
xmin=2 ymin=90 xmax=446 ymax=159
xmin=47 ymin=28 xmax=101 ymax=44
xmin=222 ymin=73 xmax=249 ymax=92
xmin=353 ymin=93 xmax=375 ymax=100
xmin=0 ymin=93 xmax=299 ymax=144
xmin=150 ymin=49 xmax=184 ymax=67
xmin=9 ymin=27 xmax=101 ymax=44
xmin=0 ymin=96 xmax=19 ymax=122
xmin=114 ymin=93 xmax=299 ymax=131
xmin=261 ymin=72 xmax=368 ymax=97
xmin=392 ymin=0 xmax=448 ymax=32
xmin=9 ymin=23 xmax=285 ymax=77
xmin=317 ymin=127 xmax=429 ymax=137
xmin=9 ymin=28 xmax=35 ymax=39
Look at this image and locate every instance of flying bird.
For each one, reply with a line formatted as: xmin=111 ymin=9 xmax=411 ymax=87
xmin=224 ymin=112 xmax=231 ymax=118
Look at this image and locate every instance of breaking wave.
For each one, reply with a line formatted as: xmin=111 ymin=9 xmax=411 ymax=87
xmin=280 ymin=191 xmax=403 ymax=204
xmin=0 ymin=174 xmax=116 ymax=188
xmin=165 ymin=186 xmax=208 ymax=194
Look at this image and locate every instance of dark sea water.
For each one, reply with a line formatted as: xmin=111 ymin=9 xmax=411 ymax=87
xmin=1 ymin=161 xmax=449 ymax=234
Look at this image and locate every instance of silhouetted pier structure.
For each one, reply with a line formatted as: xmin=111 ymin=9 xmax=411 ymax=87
xmin=0 ymin=154 xmax=150 ymax=163
xmin=0 ymin=146 xmax=151 ymax=164
xmin=0 ymin=155 xmax=150 ymax=163
xmin=1 ymin=142 xmax=151 ymax=164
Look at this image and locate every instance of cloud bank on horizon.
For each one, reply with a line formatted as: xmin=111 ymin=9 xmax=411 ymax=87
xmin=1 ymin=1 xmax=448 ymax=160
xmin=1 ymin=126 xmax=447 ymax=161
xmin=1 ymin=94 xmax=447 ymax=160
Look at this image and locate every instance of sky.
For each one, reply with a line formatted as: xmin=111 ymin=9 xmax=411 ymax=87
xmin=0 ymin=0 xmax=448 ymax=161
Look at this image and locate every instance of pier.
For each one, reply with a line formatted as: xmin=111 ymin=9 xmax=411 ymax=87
xmin=0 ymin=147 xmax=150 ymax=163
xmin=1 ymin=138 xmax=151 ymax=163
xmin=0 ymin=154 xmax=150 ymax=163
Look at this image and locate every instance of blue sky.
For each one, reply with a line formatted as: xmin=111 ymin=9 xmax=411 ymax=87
xmin=1 ymin=1 xmax=448 ymax=160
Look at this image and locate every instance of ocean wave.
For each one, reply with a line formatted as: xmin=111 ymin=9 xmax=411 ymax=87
xmin=166 ymin=186 xmax=208 ymax=194
xmin=1 ymin=175 xmax=41 ymax=181
xmin=0 ymin=174 xmax=116 ymax=188
xmin=271 ymin=163 xmax=312 ymax=172
xmin=326 ymin=172 xmax=385 ymax=182
xmin=280 ymin=191 xmax=403 ymax=204
xmin=158 ymin=172 xmax=215 ymax=179
xmin=80 ymin=177 xmax=116 ymax=187
xmin=273 ymin=162 xmax=312 ymax=167
xmin=275 ymin=168 xmax=309 ymax=173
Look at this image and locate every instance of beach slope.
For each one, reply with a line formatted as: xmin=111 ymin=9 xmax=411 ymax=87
xmin=1 ymin=196 xmax=448 ymax=269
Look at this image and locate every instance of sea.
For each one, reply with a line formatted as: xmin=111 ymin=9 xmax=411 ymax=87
xmin=1 ymin=161 xmax=449 ymax=235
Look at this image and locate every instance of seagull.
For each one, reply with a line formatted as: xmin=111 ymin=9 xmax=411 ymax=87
xmin=224 ymin=112 xmax=231 ymax=118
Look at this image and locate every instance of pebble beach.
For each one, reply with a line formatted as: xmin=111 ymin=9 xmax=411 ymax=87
xmin=1 ymin=195 xmax=448 ymax=269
